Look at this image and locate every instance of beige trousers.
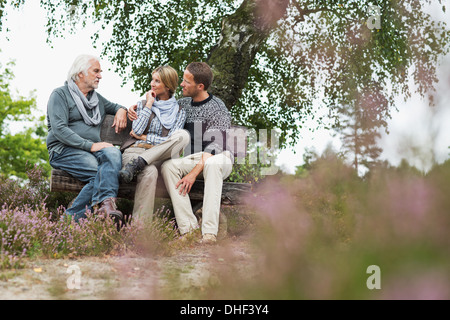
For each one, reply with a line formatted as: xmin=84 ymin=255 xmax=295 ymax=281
xmin=161 ymin=151 xmax=233 ymax=236
xmin=122 ymin=129 xmax=190 ymax=220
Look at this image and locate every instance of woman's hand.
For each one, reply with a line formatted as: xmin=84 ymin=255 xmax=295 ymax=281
xmin=130 ymin=130 xmax=147 ymax=141
xmin=145 ymin=90 xmax=156 ymax=109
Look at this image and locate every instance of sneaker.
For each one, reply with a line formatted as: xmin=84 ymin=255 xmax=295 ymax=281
xmin=200 ymin=233 xmax=217 ymax=244
xmin=178 ymin=228 xmax=201 ymax=243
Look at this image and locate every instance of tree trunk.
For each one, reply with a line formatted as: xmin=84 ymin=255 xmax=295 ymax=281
xmin=207 ymin=0 xmax=289 ymax=110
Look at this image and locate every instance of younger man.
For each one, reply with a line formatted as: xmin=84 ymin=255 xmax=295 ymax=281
xmin=161 ymin=62 xmax=233 ymax=244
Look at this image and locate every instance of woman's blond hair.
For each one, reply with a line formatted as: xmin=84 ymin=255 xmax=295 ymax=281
xmin=153 ymin=65 xmax=179 ymax=97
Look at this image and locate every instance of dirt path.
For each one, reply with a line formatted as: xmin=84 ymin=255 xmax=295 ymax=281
xmin=0 ymin=234 xmax=258 ymax=300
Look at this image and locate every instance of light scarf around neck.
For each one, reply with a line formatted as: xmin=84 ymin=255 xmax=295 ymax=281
xmin=67 ymin=79 xmax=101 ymax=126
xmin=150 ymin=96 xmax=179 ymax=129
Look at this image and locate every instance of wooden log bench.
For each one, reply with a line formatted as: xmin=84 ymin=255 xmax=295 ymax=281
xmin=49 ymin=115 xmax=253 ymax=215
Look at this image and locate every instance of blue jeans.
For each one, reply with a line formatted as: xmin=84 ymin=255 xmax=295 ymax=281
xmin=50 ymin=146 xmax=122 ymax=221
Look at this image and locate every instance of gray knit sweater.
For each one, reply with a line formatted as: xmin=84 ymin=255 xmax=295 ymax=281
xmin=178 ymin=94 xmax=231 ymax=156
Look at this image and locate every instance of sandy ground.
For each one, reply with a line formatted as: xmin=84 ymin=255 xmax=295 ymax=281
xmin=0 ymin=234 xmax=258 ymax=300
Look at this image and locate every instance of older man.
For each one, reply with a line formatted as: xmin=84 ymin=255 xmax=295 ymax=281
xmin=47 ymin=54 xmax=128 ymax=223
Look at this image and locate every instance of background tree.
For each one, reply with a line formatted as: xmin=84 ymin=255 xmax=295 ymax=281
xmin=1 ymin=0 xmax=449 ymax=152
xmin=333 ymin=85 xmax=387 ymax=174
xmin=0 ymin=57 xmax=49 ymax=179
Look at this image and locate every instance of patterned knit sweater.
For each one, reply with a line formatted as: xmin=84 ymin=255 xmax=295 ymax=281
xmin=178 ymin=94 xmax=231 ymax=156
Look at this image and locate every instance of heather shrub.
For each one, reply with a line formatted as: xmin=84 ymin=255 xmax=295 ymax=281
xmin=0 ymin=164 xmax=74 ymax=217
xmin=0 ymin=204 xmax=124 ymax=269
xmin=0 ymin=165 xmax=183 ymax=270
xmin=0 ymin=203 xmax=182 ymax=270
xmin=0 ymin=174 xmax=45 ymax=211
xmin=202 ymin=158 xmax=450 ymax=300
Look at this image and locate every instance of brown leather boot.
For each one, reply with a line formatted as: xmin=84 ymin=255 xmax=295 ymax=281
xmin=96 ymin=198 xmax=124 ymax=226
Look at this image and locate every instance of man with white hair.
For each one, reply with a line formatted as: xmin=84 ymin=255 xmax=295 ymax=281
xmin=46 ymin=54 xmax=128 ymax=224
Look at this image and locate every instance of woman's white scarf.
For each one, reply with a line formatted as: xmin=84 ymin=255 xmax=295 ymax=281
xmin=67 ymin=79 xmax=101 ymax=126
xmin=149 ymin=96 xmax=179 ymax=129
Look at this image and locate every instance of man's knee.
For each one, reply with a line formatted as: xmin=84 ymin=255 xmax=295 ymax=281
xmin=203 ymin=160 xmax=223 ymax=177
xmin=204 ymin=154 xmax=233 ymax=177
xmin=104 ymin=146 xmax=122 ymax=160
xmin=99 ymin=147 xmax=122 ymax=166
xmin=204 ymin=155 xmax=226 ymax=170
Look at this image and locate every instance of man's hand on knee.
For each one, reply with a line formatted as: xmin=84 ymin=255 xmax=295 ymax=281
xmin=91 ymin=142 xmax=114 ymax=153
xmin=176 ymin=173 xmax=197 ymax=196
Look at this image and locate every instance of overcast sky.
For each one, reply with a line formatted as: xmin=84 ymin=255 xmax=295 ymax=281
xmin=1 ymin=2 xmax=449 ymax=174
